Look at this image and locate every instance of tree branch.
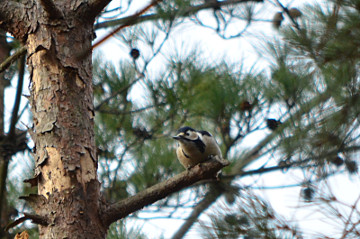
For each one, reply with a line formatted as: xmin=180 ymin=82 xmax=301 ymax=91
xmin=275 ymin=0 xmax=300 ymax=30
xmin=0 ymin=46 xmax=26 ymax=74
xmin=91 ymin=0 xmax=162 ymax=51
xmin=102 ymin=158 xmax=229 ymax=226
xmin=171 ymin=187 xmax=222 ymax=239
xmin=87 ymin=0 xmax=113 ymax=20
xmin=231 ymin=91 xmax=332 ymax=173
xmin=38 ymin=0 xmax=63 ymax=19
xmin=8 ymin=53 xmax=25 ymax=138
xmin=95 ymin=0 xmax=264 ymax=30
xmin=5 ymin=212 xmax=49 ymax=231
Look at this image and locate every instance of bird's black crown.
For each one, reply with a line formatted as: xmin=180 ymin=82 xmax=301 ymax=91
xmin=176 ymin=126 xmax=195 ymax=134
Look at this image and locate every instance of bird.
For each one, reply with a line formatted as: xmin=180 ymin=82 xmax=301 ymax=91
xmin=173 ymin=126 xmax=222 ymax=169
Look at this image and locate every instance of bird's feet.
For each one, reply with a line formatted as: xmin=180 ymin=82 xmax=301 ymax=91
xmin=208 ymin=155 xmax=230 ymax=166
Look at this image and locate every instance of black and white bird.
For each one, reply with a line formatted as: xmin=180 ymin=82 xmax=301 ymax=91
xmin=173 ymin=126 xmax=222 ymax=169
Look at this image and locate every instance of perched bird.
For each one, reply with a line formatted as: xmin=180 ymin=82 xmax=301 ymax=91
xmin=173 ymin=126 xmax=222 ymax=169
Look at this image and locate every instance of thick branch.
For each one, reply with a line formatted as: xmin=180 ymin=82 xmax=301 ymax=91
xmin=102 ymin=158 xmax=229 ymax=226
xmin=86 ymin=0 xmax=113 ymax=21
xmin=38 ymin=0 xmax=63 ymax=19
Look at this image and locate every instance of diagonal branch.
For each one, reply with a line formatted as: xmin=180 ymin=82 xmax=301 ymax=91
xmin=0 ymin=46 xmax=26 ymax=74
xmin=171 ymin=187 xmax=222 ymax=239
xmin=5 ymin=212 xmax=49 ymax=231
xmin=231 ymin=91 xmax=331 ymax=173
xmin=87 ymin=0 xmax=113 ymax=20
xmin=275 ymin=0 xmax=300 ymax=30
xmin=91 ymin=0 xmax=162 ymax=51
xmin=102 ymin=158 xmax=229 ymax=226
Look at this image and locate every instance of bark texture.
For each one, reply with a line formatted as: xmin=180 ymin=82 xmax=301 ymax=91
xmin=0 ymin=0 xmax=106 ymax=238
xmin=26 ymin=5 xmax=103 ymax=239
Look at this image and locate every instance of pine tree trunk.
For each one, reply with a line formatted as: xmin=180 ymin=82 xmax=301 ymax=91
xmin=21 ymin=3 xmax=105 ymax=238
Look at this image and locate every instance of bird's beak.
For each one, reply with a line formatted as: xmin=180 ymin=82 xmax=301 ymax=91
xmin=172 ymin=135 xmax=181 ymax=140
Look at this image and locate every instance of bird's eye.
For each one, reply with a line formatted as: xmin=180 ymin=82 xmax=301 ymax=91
xmin=185 ymin=132 xmax=190 ymax=136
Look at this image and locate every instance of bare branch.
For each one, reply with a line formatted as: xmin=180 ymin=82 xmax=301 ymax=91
xmin=94 ymin=76 xmax=142 ymax=111
xmin=102 ymin=158 xmax=229 ymax=226
xmin=0 ymin=46 xmax=26 ymax=74
xmin=8 ymin=53 xmax=25 ymax=138
xmin=87 ymin=0 xmax=113 ymax=20
xmin=172 ymin=187 xmax=222 ymax=239
xmin=275 ymin=0 xmax=300 ymax=30
xmin=5 ymin=213 xmax=49 ymax=231
xmin=95 ymin=0 xmax=264 ymax=30
xmin=92 ymin=0 xmax=162 ymax=51
xmin=96 ymin=103 xmax=166 ymax=115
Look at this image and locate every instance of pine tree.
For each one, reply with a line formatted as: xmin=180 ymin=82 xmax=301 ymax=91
xmin=1 ymin=0 xmax=360 ymax=238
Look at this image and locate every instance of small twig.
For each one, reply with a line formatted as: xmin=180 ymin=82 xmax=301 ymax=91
xmin=172 ymin=187 xmax=222 ymax=239
xmin=91 ymin=0 xmax=162 ymax=52
xmin=94 ymin=76 xmax=143 ymax=111
xmin=97 ymin=103 xmax=166 ymax=114
xmin=0 ymin=46 xmax=26 ymax=74
xmin=95 ymin=0 xmax=264 ymax=30
xmin=8 ymin=53 xmax=26 ymax=139
xmin=5 ymin=213 xmax=49 ymax=231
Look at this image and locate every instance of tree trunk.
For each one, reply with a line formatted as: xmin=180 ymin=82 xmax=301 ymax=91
xmin=9 ymin=2 xmax=106 ymax=238
xmin=29 ymin=26 xmax=102 ymax=238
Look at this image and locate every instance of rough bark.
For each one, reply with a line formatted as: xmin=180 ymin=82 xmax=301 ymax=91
xmin=2 ymin=0 xmax=106 ymax=238
xmin=25 ymin=4 xmax=104 ymax=239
